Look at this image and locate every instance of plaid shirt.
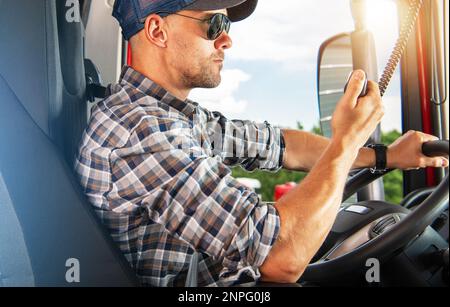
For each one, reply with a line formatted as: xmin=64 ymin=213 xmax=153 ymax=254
xmin=75 ymin=66 xmax=285 ymax=287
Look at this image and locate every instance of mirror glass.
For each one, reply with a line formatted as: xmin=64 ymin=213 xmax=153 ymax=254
xmin=317 ymin=34 xmax=353 ymax=137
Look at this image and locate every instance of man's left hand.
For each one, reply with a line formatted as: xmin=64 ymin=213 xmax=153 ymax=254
xmin=387 ymin=130 xmax=449 ymax=170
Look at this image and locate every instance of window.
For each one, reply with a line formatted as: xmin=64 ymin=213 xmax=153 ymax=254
xmin=189 ymin=0 xmax=403 ymax=202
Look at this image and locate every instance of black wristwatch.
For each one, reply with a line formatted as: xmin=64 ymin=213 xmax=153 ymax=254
xmin=367 ymin=144 xmax=388 ymax=174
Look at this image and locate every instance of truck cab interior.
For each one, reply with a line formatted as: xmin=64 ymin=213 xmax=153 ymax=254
xmin=0 ymin=0 xmax=448 ymax=287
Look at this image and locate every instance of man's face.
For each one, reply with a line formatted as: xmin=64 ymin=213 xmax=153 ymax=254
xmin=165 ymin=9 xmax=233 ymax=89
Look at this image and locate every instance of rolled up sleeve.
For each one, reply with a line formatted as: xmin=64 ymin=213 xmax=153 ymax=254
xmin=199 ymin=109 xmax=286 ymax=172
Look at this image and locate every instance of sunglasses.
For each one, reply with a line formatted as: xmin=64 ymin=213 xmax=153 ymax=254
xmin=155 ymin=12 xmax=231 ymax=40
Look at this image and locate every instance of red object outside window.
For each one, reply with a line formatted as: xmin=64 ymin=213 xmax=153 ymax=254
xmin=274 ymin=182 xmax=297 ymax=201
xmin=127 ymin=43 xmax=132 ymax=66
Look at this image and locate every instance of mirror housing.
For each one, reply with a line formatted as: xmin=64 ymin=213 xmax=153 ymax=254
xmin=317 ymin=27 xmax=385 ymax=202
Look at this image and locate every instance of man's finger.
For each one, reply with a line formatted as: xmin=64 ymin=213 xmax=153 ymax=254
xmin=365 ymin=81 xmax=381 ymax=100
xmin=423 ymin=157 xmax=449 ymax=168
xmin=420 ymin=133 xmax=440 ymax=143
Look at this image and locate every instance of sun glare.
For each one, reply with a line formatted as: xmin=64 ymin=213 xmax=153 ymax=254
xmin=366 ymin=0 xmax=399 ymax=35
xmin=364 ymin=0 xmax=401 ymax=68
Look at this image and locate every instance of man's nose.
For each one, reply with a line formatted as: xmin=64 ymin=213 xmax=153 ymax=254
xmin=214 ymin=31 xmax=233 ymax=50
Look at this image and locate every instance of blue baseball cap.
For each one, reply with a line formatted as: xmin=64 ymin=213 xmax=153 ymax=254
xmin=113 ymin=0 xmax=258 ymax=40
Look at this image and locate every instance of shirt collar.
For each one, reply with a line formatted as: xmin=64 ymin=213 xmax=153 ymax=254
xmin=119 ymin=65 xmax=198 ymax=117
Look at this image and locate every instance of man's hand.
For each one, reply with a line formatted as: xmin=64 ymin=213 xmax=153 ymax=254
xmin=387 ymin=130 xmax=449 ymax=170
xmin=331 ymin=70 xmax=385 ymax=152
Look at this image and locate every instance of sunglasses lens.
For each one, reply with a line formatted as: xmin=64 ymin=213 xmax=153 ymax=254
xmin=208 ymin=14 xmax=222 ymax=40
xmin=225 ymin=20 xmax=231 ymax=33
xmin=208 ymin=14 xmax=230 ymax=40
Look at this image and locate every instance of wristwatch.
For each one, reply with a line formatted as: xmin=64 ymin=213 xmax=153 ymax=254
xmin=367 ymin=144 xmax=388 ymax=174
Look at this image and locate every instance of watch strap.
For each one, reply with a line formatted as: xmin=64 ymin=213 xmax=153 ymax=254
xmin=368 ymin=144 xmax=388 ymax=174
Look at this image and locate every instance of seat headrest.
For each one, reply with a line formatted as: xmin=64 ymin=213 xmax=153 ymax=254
xmin=0 ymin=0 xmax=89 ymax=165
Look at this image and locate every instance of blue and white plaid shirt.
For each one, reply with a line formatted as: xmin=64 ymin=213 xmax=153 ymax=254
xmin=75 ymin=66 xmax=285 ymax=287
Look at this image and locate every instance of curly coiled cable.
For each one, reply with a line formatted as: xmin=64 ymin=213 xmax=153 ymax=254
xmin=379 ymin=0 xmax=424 ymax=97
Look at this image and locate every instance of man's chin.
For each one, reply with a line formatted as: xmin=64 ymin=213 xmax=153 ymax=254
xmin=207 ymin=80 xmax=221 ymax=89
xmin=201 ymin=75 xmax=222 ymax=89
xmin=198 ymin=84 xmax=220 ymax=89
xmin=187 ymin=70 xmax=222 ymax=89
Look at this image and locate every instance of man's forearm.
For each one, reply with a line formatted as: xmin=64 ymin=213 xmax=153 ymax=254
xmin=261 ymin=70 xmax=388 ymax=283
xmin=260 ymin=140 xmax=359 ymax=283
xmin=282 ymin=129 xmax=376 ymax=171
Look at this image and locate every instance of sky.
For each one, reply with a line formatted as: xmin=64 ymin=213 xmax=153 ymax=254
xmin=189 ymin=0 xmax=403 ymax=133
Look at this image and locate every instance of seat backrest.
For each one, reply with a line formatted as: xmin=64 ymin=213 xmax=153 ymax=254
xmin=0 ymin=0 xmax=138 ymax=286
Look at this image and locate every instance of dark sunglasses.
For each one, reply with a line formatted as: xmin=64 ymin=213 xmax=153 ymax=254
xmin=155 ymin=12 xmax=231 ymax=40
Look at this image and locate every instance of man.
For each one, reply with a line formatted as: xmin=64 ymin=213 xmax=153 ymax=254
xmin=75 ymin=0 xmax=448 ymax=286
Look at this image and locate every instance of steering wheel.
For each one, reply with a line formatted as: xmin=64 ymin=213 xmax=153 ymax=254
xmin=301 ymin=140 xmax=449 ymax=282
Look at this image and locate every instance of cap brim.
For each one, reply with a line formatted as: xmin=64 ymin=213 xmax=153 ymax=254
xmin=183 ymin=0 xmax=258 ymax=22
xmin=228 ymin=0 xmax=258 ymax=22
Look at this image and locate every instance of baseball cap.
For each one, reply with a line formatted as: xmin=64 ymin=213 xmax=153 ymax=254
xmin=113 ymin=0 xmax=258 ymax=40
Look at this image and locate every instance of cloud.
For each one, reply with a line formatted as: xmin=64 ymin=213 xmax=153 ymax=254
xmin=188 ymin=69 xmax=252 ymax=115
xmin=228 ymin=0 xmax=355 ymax=72
xmin=228 ymin=0 xmax=399 ymax=74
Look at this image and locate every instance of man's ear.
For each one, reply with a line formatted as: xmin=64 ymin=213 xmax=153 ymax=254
xmin=144 ymin=14 xmax=168 ymax=48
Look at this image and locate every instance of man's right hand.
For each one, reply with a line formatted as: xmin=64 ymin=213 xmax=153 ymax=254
xmin=331 ymin=70 xmax=385 ymax=151
xmin=260 ymin=70 xmax=386 ymax=284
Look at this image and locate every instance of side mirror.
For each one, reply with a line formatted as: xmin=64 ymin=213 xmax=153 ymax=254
xmin=317 ymin=29 xmax=385 ymax=202
xmin=317 ymin=28 xmax=380 ymax=141
xmin=317 ymin=33 xmax=353 ymax=138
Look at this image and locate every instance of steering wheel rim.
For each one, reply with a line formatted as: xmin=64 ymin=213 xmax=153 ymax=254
xmin=302 ymin=140 xmax=449 ymax=282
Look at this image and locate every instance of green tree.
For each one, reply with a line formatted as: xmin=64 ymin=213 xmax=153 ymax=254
xmin=381 ymin=129 xmax=403 ymax=203
xmin=311 ymin=124 xmax=323 ymax=136
xmin=381 ymin=129 xmax=401 ymax=145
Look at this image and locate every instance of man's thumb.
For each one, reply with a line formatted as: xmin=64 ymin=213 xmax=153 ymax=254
xmin=344 ymin=70 xmax=366 ymax=105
